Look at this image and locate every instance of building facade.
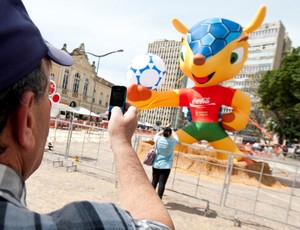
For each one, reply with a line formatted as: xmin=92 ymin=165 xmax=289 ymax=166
xmin=221 ymin=21 xmax=292 ymax=136
xmin=50 ymin=43 xmax=114 ymax=117
xmin=138 ymin=40 xmax=188 ymax=129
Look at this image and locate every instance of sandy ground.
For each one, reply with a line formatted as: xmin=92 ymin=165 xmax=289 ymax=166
xmin=25 ymin=157 xmax=299 ymax=230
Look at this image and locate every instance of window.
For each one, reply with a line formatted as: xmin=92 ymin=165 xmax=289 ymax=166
xmin=50 ymin=73 xmax=55 ymax=81
xmin=105 ymin=95 xmax=109 ymax=107
xmin=73 ymin=73 xmax=80 ymax=93
xmin=62 ymin=70 xmax=69 ymax=90
xmin=83 ymin=79 xmax=89 ymax=96
xmin=99 ymin=92 xmax=103 ymax=105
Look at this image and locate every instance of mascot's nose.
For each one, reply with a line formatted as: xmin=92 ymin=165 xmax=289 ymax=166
xmin=193 ymin=54 xmax=206 ymax=66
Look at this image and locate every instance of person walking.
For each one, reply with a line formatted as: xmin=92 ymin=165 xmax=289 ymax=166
xmin=152 ymin=127 xmax=179 ymax=199
xmin=294 ymin=145 xmax=300 ymax=159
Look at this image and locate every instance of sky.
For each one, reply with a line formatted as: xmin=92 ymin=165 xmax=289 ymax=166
xmin=25 ymin=0 xmax=300 ymax=87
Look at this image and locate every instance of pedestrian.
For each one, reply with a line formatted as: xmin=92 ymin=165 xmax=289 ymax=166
xmin=0 ymin=0 xmax=174 ymax=229
xmin=294 ymin=145 xmax=300 ymax=158
xmin=152 ymin=127 xmax=179 ymax=199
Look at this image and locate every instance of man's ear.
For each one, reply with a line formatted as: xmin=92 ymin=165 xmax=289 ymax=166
xmin=14 ymin=92 xmax=36 ymax=150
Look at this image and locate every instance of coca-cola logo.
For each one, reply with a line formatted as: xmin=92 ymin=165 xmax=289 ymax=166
xmin=189 ymin=97 xmax=215 ymax=108
xmin=191 ymin=97 xmax=210 ymax=105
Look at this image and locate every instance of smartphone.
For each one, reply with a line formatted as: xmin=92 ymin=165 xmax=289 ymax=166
xmin=108 ymin=85 xmax=127 ymax=120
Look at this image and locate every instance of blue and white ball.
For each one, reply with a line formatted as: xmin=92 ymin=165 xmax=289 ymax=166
xmin=127 ymin=53 xmax=166 ymax=90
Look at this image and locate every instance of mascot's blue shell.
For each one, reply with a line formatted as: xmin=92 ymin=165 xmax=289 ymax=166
xmin=186 ymin=18 xmax=242 ymax=60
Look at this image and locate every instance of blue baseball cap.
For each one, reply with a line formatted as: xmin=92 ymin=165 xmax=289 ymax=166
xmin=0 ymin=0 xmax=73 ymax=91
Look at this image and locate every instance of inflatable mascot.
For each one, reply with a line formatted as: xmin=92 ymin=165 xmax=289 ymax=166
xmin=127 ymin=6 xmax=266 ymax=161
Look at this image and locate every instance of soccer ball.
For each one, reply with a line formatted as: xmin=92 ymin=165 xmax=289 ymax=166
xmin=127 ymin=53 xmax=166 ymax=90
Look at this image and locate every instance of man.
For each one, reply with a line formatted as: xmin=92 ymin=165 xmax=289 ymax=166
xmin=0 ymin=0 xmax=174 ymax=229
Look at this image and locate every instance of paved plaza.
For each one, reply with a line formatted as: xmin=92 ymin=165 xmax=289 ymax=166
xmin=25 ymin=155 xmax=297 ymax=230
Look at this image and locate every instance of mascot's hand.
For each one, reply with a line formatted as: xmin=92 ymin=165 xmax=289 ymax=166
xmin=220 ymin=111 xmax=248 ymax=131
xmin=127 ymin=84 xmax=158 ymax=109
xmin=220 ymin=113 xmax=237 ymax=131
xmin=127 ymin=84 xmax=152 ymax=101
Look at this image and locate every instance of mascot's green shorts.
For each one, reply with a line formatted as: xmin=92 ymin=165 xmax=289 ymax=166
xmin=182 ymin=122 xmax=228 ymax=142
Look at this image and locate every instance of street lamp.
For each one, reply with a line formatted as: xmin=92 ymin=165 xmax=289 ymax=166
xmin=86 ymin=49 xmax=124 ymax=76
xmin=85 ymin=49 xmax=124 ymax=118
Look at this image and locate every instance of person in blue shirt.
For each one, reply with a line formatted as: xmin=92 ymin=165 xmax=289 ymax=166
xmin=152 ymin=126 xmax=179 ymax=199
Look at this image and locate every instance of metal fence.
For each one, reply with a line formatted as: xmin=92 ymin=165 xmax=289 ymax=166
xmin=46 ymin=118 xmax=300 ymax=229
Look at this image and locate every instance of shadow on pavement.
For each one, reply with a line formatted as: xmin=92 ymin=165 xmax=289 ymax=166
xmin=165 ymin=202 xmax=217 ymax=218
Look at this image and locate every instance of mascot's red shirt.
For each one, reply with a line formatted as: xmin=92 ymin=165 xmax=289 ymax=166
xmin=179 ymin=86 xmax=236 ymax=122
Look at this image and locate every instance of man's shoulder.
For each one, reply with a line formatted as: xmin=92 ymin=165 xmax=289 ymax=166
xmin=0 ymin=200 xmax=170 ymax=229
xmin=52 ymin=201 xmax=171 ymax=229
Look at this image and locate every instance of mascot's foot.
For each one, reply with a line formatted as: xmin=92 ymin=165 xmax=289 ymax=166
xmin=238 ymin=157 xmax=255 ymax=164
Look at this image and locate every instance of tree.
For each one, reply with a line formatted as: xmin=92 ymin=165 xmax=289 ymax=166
xmin=258 ymin=47 xmax=300 ymax=144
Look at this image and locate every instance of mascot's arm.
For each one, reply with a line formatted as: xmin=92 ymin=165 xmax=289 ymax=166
xmin=221 ymin=90 xmax=251 ymax=131
xmin=127 ymin=84 xmax=179 ymax=109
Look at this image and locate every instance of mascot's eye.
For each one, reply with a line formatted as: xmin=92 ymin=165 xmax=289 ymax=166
xmin=180 ymin=46 xmax=186 ymax=61
xmin=230 ymin=47 xmax=244 ymax=64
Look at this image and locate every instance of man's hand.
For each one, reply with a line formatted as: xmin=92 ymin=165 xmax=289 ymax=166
xmin=108 ymin=104 xmax=137 ymax=149
xmin=107 ymin=103 xmax=174 ymax=229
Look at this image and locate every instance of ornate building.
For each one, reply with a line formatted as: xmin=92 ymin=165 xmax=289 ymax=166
xmin=50 ymin=43 xmax=114 ymax=117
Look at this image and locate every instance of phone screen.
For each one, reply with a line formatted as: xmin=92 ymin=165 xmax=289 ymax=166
xmin=110 ymin=89 xmax=126 ymax=106
xmin=108 ymin=85 xmax=127 ymax=120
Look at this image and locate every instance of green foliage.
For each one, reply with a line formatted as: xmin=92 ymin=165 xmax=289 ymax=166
xmin=258 ymin=47 xmax=300 ymax=143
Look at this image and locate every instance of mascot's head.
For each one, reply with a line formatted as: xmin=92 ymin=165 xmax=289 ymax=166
xmin=172 ymin=5 xmax=266 ymax=87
